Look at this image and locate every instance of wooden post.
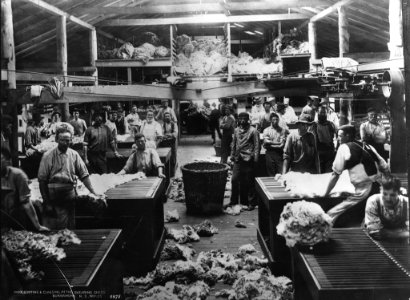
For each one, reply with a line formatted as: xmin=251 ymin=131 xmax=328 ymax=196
xmin=90 ymin=29 xmax=98 ymax=86
xmin=226 ymin=23 xmax=232 ymax=83
xmin=308 ymin=22 xmax=317 ymax=71
xmin=2 ymin=0 xmax=18 ymax=166
xmin=389 ymin=0 xmax=403 ymax=59
xmin=127 ymin=67 xmax=132 ymax=85
xmin=56 ymin=15 xmax=69 ymax=121
xmin=401 ymin=0 xmax=409 ymax=238
xmin=337 ymin=5 xmax=349 ymax=57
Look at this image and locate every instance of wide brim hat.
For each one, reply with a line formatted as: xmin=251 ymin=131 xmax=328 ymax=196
xmin=296 ymin=114 xmax=314 ymax=124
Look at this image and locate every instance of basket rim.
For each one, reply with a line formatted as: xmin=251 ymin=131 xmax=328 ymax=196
xmin=181 ymin=161 xmax=229 ymax=173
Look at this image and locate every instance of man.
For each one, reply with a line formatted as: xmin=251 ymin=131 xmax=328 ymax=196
xmin=156 ymin=99 xmax=177 ymax=123
xmin=125 ymin=105 xmax=141 ymax=134
xmin=84 ymin=112 xmax=121 ymax=174
xmin=275 ymin=103 xmax=290 ymax=131
xmin=229 ymin=112 xmax=260 ymax=209
xmin=160 ymin=112 xmax=178 ymax=176
xmin=301 ymin=96 xmax=316 ymax=120
xmin=140 ymin=110 xmax=163 ymax=149
xmin=365 ymin=176 xmax=408 ymax=239
xmin=282 ymin=97 xmax=298 ymax=124
xmin=360 ymin=107 xmax=389 ymax=160
xmin=42 ymin=111 xmax=75 ymax=137
xmin=24 ymin=119 xmax=41 ymax=157
xmin=250 ymin=97 xmax=265 ymax=127
xmin=323 ymin=125 xmax=390 ymax=226
xmin=105 ymin=110 xmax=118 ymax=149
xmin=115 ymin=109 xmax=126 ymax=135
xmin=220 ymin=106 xmax=236 ymax=164
xmin=283 ymin=114 xmax=320 ymax=174
xmin=258 ymin=101 xmax=273 ymax=132
xmin=0 ymin=114 xmax=13 ymax=149
xmin=118 ymin=133 xmax=165 ymax=178
xmin=1 ymin=146 xmax=48 ymax=231
xmin=69 ymin=108 xmax=87 ymax=136
xmin=313 ymin=106 xmax=337 ymax=173
xmin=38 ymin=127 xmax=103 ymax=229
xmin=263 ymin=113 xmax=287 ymax=177
xmin=315 ymin=98 xmax=339 ymax=129
xmin=209 ymin=102 xmax=222 ymax=144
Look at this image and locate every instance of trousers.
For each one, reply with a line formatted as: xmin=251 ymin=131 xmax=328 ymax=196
xmin=220 ymin=133 xmax=233 ymax=164
xmin=88 ymin=151 xmax=107 ymax=174
xmin=265 ymin=150 xmax=283 ymax=177
xmin=230 ymin=160 xmax=257 ymax=206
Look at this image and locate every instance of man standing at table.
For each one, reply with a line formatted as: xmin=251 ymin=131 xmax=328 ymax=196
xmin=263 ymin=113 xmax=287 ymax=177
xmin=323 ymin=125 xmax=390 ymax=226
xmin=283 ymin=114 xmax=320 ymax=174
xmin=365 ymin=176 xmax=409 ymax=239
xmin=83 ymin=112 xmax=121 ymax=174
xmin=38 ymin=127 xmax=103 ymax=229
xmin=69 ymin=108 xmax=87 ymax=137
xmin=156 ymin=99 xmax=177 ymax=123
xmin=229 ymin=112 xmax=260 ymax=210
xmin=1 ymin=146 xmax=48 ymax=231
xmin=118 ymin=133 xmax=165 ymax=178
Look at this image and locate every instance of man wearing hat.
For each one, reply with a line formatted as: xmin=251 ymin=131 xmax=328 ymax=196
xmin=69 ymin=108 xmax=87 ymax=137
xmin=360 ymin=107 xmax=389 ymax=160
xmin=229 ymin=112 xmax=260 ymax=209
xmin=283 ymin=114 xmax=320 ymax=174
xmin=250 ymin=97 xmax=265 ymax=127
xmin=315 ymin=98 xmax=339 ymax=128
xmin=282 ymin=97 xmax=298 ymax=124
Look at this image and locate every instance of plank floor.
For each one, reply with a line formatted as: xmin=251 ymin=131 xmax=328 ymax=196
xmin=130 ymin=135 xmax=264 ymax=299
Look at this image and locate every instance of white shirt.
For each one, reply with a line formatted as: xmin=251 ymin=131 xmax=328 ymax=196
xmin=282 ymin=106 xmax=298 ymax=124
xmin=251 ymin=105 xmax=265 ymax=125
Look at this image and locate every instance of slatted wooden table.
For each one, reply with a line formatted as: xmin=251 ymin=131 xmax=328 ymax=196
xmin=255 ymin=177 xmax=344 ymax=275
xmin=27 ymin=229 xmax=122 ymax=297
xmin=291 ymin=228 xmax=410 ymax=300
xmin=104 ymin=177 xmax=166 ymax=275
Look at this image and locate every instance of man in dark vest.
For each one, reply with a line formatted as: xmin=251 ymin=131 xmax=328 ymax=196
xmin=323 ymin=125 xmax=390 ymax=226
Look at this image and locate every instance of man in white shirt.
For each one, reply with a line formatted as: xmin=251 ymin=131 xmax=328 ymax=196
xmin=281 ymin=97 xmax=298 ymax=124
xmin=140 ymin=110 xmax=163 ymax=149
xmin=323 ymin=125 xmax=390 ymax=226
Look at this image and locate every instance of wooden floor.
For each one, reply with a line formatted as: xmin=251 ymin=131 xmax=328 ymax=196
xmin=130 ymin=135 xmax=264 ymax=299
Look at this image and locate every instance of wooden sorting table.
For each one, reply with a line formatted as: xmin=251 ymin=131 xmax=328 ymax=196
xmin=103 ymin=177 xmax=166 ymax=275
xmin=26 ymin=229 xmax=123 ymax=298
xmin=255 ymin=177 xmax=344 ymax=275
xmin=291 ymin=228 xmax=410 ymax=300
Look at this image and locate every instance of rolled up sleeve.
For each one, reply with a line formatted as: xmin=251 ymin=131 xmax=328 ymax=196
xmin=122 ymin=154 xmax=135 ymax=174
xmin=74 ymin=152 xmax=89 ymax=180
xmin=283 ymin=134 xmax=293 ymax=160
xmin=150 ymin=149 xmax=164 ymax=169
xmin=332 ymin=144 xmax=349 ymax=175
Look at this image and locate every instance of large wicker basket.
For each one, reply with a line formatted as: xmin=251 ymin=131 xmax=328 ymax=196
xmin=181 ymin=162 xmax=229 ymax=214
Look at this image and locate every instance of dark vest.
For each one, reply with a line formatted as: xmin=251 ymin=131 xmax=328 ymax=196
xmin=345 ymin=141 xmax=378 ymax=176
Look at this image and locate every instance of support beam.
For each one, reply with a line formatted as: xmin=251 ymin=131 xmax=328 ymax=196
xmin=83 ymin=1 xmax=327 ymax=15
xmin=308 ymin=22 xmax=317 ymax=70
xmin=56 ymin=15 xmax=70 ymax=121
xmin=19 ymin=0 xmax=95 ymax=30
xmin=90 ymin=29 xmax=98 ymax=86
xmin=127 ymin=67 xmax=132 ymax=85
xmin=99 ymin=13 xmax=308 ymax=26
xmin=337 ymin=5 xmax=349 ymax=57
xmin=11 ymin=71 xmax=95 ymax=82
xmin=388 ymin=0 xmax=403 ymax=58
xmin=310 ymin=0 xmax=355 ymax=22
xmin=1 ymin=0 xmax=17 ymax=165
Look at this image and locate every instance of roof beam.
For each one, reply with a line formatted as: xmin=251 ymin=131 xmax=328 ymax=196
xmin=17 ymin=0 xmax=95 ymax=30
xmin=99 ymin=13 xmax=309 ymax=26
xmin=82 ymin=1 xmax=327 ymax=15
xmin=310 ymin=0 xmax=356 ymax=22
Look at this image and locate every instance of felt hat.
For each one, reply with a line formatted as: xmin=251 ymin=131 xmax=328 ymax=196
xmin=296 ymin=114 xmax=314 ymax=124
